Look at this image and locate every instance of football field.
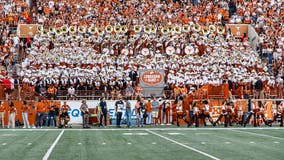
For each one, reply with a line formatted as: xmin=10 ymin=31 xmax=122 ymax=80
xmin=0 ymin=127 xmax=283 ymax=160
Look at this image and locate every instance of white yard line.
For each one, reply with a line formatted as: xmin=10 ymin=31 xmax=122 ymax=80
xmin=42 ymin=130 xmax=65 ymax=160
xmin=230 ymin=129 xmax=284 ymax=140
xmin=146 ymin=129 xmax=220 ymax=160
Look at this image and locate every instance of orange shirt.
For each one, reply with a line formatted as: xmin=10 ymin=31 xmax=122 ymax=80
xmin=22 ymin=104 xmax=29 ymax=112
xmin=145 ymin=101 xmax=152 ymax=112
xmin=9 ymin=106 xmax=16 ymax=113
xmin=36 ymin=102 xmax=46 ymax=113
xmin=61 ymin=104 xmax=70 ymax=113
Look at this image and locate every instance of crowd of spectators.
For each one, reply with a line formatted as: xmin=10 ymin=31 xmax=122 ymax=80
xmin=0 ymin=0 xmax=283 ymax=101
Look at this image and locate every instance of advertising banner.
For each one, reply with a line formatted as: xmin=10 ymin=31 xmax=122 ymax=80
xmin=139 ymin=69 xmax=164 ymax=97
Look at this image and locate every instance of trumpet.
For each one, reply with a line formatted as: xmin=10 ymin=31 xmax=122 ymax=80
xmin=61 ymin=25 xmax=68 ymax=34
xmin=217 ymin=26 xmax=225 ymax=34
xmin=193 ymin=24 xmax=201 ymax=32
xmin=209 ymin=25 xmax=216 ymax=33
xmin=202 ymin=26 xmax=209 ymax=35
xmin=134 ymin=25 xmax=142 ymax=33
xmin=69 ymin=26 xmax=77 ymax=34
xmin=114 ymin=25 xmax=121 ymax=34
xmin=121 ymin=25 xmax=128 ymax=34
xmin=105 ymin=25 xmax=113 ymax=34
xmin=182 ymin=24 xmax=190 ymax=33
xmin=174 ymin=25 xmax=181 ymax=34
xmin=89 ymin=26 xmax=96 ymax=34
xmin=78 ymin=26 xmax=86 ymax=34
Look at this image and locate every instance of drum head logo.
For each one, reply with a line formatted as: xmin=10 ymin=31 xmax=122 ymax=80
xmin=141 ymin=70 xmax=163 ymax=86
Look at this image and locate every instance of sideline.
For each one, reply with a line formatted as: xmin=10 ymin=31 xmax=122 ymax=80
xmin=230 ymin=129 xmax=284 ymax=140
xmin=146 ymin=129 xmax=220 ymax=160
xmin=42 ymin=130 xmax=65 ymax=160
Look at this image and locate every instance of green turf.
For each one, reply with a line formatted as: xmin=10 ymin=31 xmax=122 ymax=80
xmin=0 ymin=128 xmax=283 ymax=160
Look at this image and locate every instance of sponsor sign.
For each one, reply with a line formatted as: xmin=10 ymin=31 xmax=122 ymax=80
xmin=139 ymin=69 xmax=164 ymax=97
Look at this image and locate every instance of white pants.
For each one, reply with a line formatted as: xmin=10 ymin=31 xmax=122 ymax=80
xmin=22 ymin=112 xmax=30 ymax=128
xmin=8 ymin=112 xmax=16 ymax=128
xmin=0 ymin=112 xmax=4 ymax=127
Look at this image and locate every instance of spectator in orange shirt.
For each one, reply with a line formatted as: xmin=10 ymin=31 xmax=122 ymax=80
xmin=36 ymin=99 xmax=46 ymax=128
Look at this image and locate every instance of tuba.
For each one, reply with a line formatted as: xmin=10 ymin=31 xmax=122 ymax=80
xmin=134 ymin=25 xmax=142 ymax=33
xmin=121 ymin=25 xmax=128 ymax=34
xmin=202 ymin=26 xmax=210 ymax=35
xmin=105 ymin=25 xmax=113 ymax=34
xmin=174 ymin=25 xmax=181 ymax=34
xmin=49 ymin=27 xmax=55 ymax=34
xmin=193 ymin=24 xmax=201 ymax=32
xmin=209 ymin=24 xmax=216 ymax=33
xmin=217 ymin=26 xmax=225 ymax=34
xmin=78 ymin=26 xmax=86 ymax=34
xmin=97 ymin=27 xmax=104 ymax=35
xmin=88 ymin=26 xmax=96 ymax=34
xmin=114 ymin=25 xmax=121 ymax=34
xmin=55 ymin=27 xmax=62 ymax=36
xmin=69 ymin=26 xmax=77 ymax=34
xmin=150 ymin=25 xmax=157 ymax=34
xmin=182 ymin=24 xmax=190 ymax=33
xmin=162 ymin=26 xmax=169 ymax=35
xmin=37 ymin=25 xmax=43 ymax=34
xmin=144 ymin=25 xmax=151 ymax=34
xmin=61 ymin=25 xmax=68 ymax=34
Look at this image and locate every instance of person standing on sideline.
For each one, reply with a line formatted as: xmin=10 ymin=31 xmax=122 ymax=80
xmin=21 ymin=101 xmax=30 ymax=128
xmin=99 ymin=97 xmax=108 ymax=128
xmin=125 ymin=98 xmax=131 ymax=128
xmin=60 ymin=101 xmax=71 ymax=128
xmin=151 ymin=97 xmax=160 ymax=126
xmin=48 ymin=100 xmax=58 ymax=127
xmin=36 ymin=99 xmax=46 ymax=128
xmin=0 ymin=101 xmax=5 ymax=128
xmin=115 ymin=96 xmax=124 ymax=128
xmin=145 ymin=98 xmax=153 ymax=125
xmin=80 ymin=99 xmax=90 ymax=128
xmin=8 ymin=101 xmax=16 ymax=129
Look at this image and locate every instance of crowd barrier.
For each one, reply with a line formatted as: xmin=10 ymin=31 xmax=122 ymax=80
xmin=0 ymin=99 xmax=282 ymax=127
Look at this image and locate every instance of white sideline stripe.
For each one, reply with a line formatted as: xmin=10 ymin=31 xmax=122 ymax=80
xmin=146 ymin=130 xmax=220 ymax=160
xmin=42 ymin=130 xmax=64 ymax=160
xmin=0 ymin=127 xmax=283 ymax=131
xmin=230 ymin=129 xmax=284 ymax=140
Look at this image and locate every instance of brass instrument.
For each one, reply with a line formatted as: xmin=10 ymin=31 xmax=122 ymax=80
xmin=37 ymin=25 xmax=43 ymax=34
xmin=193 ymin=24 xmax=201 ymax=32
xmin=182 ymin=24 xmax=190 ymax=33
xmin=78 ymin=26 xmax=86 ymax=34
xmin=69 ymin=26 xmax=77 ymax=34
xmin=217 ymin=26 xmax=225 ymax=34
xmin=61 ymin=25 xmax=68 ymax=34
xmin=121 ymin=25 xmax=128 ymax=34
xmin=134 ymin=25 xmax=142 ymax=33
xmin=190 ymin=33 xmax=198 ymax=41
xmin=150 ymin=25 xmax=157 ymax=34
xmin=162 ymin=27 xmax=169 ymax=35
xmin=55 ymin=27 xmax=62 ymax=36
xmin=114 ymin=25 xmax=121 ymax=34
xmin=144 ymin=25 xmax=151 ymax=34
xmin=202 ymin=26 xmax=209 ymax=35
xmin=97 ymin=27 xmax=104 ymax=35
xmin=209 ymin=25 xmax=216 ymax=33
xmin=89 ymin=26 xmax=96 ymax=34
xmin=105 ymin=25 xmax=113 ymax=34
xmin=42 ymin=29 xmax=48 ymax=36
xmin=174 ymin=25 xmax=181 ymax=34
xmin=49 ymin=27 xmax=55 ymax=33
